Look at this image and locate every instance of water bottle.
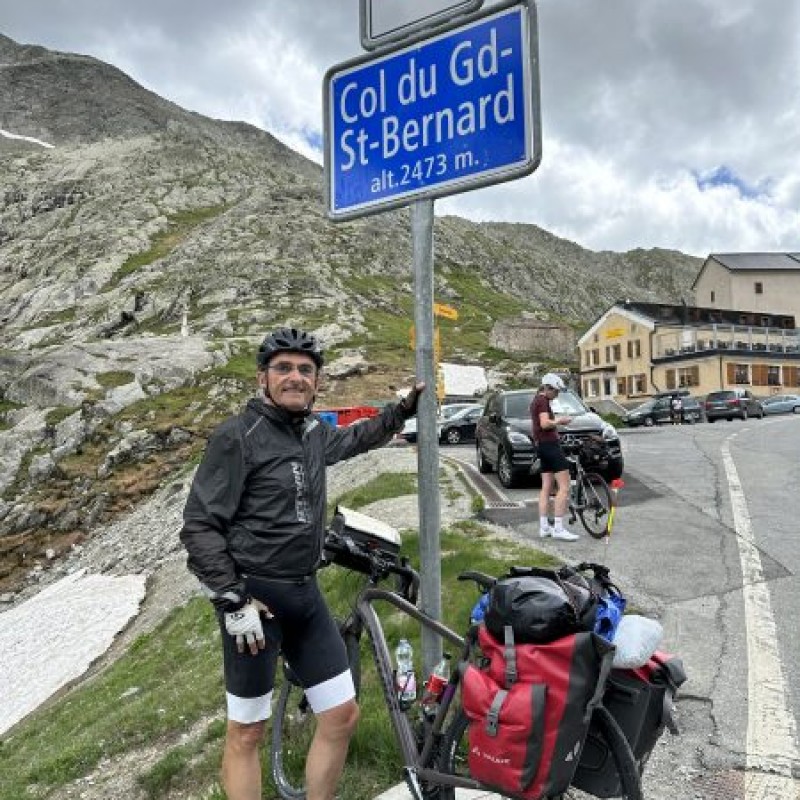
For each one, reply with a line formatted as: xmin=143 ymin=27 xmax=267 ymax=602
xmin=421 ymin=652 xmax=452 ymax=718
xmin=395 ymin=638 xmax=417 ymax=707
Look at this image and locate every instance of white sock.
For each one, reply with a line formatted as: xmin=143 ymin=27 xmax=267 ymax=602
xmin=540 ymin=516 xmax=550 ymax=529
xmin=554 ymin=517 xmax=564 ymax=531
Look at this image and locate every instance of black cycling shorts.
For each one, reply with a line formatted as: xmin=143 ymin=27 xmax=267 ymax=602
xmin=536 ymin=441 xmax=571 ymax=474
xmin=218 ymin=575 xmax=354 ymax=724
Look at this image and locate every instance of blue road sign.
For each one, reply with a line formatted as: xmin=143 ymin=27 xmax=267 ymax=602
xmin=324 ymin=0 xmax=540 ymax=221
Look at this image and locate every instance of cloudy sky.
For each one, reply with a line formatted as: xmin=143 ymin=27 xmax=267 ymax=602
xmin=4 ymin=0 xmax=799 ymax=256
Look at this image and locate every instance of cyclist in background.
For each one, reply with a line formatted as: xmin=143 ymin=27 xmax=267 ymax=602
xmin=180 ymin=327 xmax=423 ymax=800
xmin=531 ymin=373 xmax=579 ymax=541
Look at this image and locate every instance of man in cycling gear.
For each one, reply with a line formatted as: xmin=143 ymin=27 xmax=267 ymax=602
xmin=531 ymin=373 xmax=579 ymax=542
xmin=180 ymin=327 xmax=423 ymax=800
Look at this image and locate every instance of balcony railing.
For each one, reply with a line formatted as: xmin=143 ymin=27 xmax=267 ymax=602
xmin=654 ymin=325 xmax=800 ymax=359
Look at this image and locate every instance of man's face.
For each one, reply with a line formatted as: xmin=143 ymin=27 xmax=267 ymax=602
xmin=258 ymin=352 xmax=319 ymax=412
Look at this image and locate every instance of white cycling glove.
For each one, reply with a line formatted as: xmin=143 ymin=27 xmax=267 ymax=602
xmin=224 ymin=599 xmax=273 ymax=655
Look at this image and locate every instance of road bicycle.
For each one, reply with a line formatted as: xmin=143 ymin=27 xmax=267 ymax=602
xmin=270 ymin=525 xmax=643 ymax=800
xmin=546 ymin=440 xmax=614 ymax=539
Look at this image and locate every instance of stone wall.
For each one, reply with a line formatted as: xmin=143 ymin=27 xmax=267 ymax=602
xmin=490 ymin=317 xmax=577 ymax=360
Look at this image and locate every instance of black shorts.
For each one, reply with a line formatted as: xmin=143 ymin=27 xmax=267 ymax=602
xmin=536 ymin=441 xmax=571 ymax=474
xmin=218 ymin=575 xmax=353 ymax=723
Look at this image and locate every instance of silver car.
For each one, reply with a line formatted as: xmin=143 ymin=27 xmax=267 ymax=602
xmin=760 ymin=394 xmax=800 ymax=415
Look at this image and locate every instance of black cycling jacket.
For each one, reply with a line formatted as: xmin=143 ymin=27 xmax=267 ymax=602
xmin=180 ymin=397 xmax=409 ymax=610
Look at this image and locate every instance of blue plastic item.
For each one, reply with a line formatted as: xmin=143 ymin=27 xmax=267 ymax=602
xmin=317 ymin=411 xmax=338 ymax=427
xmin=470 ymin=593 xmax=490 ymax=625
xmin=594 ymin=592 xmax=627 ymax=641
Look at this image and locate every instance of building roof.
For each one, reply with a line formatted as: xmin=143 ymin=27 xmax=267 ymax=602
xmin=692 ymin=252 xmax=800 ymax=288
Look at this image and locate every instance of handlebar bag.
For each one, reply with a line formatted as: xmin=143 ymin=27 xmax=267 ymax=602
xmin=571 ymin=651 xmax=687 ymax=797
xmin=461 ymin=624 xmax=614 ymax=799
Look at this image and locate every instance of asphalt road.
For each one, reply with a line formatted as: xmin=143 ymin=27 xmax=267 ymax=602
xmin=441 ymin=417 xmax=800 ymax=798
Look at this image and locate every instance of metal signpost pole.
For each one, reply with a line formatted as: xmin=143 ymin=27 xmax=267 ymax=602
xmin=326 ymin=0 xmax=541 ymax=676
xmin=411 ymin=198 xmax=442 ymax=673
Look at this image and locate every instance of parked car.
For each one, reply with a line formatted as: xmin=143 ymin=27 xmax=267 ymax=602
xmin=625 ymin=394 xmax=703 ymax=426
xmin=475 ymin=388 xmax=624 ymax=488
xmin=760 ymin=393 xmax=800 ymax=415
xmin=438 ymin=404 xmax=483 ymax=444
xmin=703 ymin=389 xmax=764 ymax=422
xmin=398 ymin=402 xmax=479 ymax=443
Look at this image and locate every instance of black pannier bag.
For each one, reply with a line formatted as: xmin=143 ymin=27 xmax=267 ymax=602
xmin=571 ymin=651 xmax=687 ymax=797
xmin=484 ymin=565 xmax=599 ymax=644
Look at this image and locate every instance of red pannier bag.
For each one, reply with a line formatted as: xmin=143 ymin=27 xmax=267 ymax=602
xmin=571 ymin=650 xmax=687 ymax=797
xmin=461 ymin=624 xmax=614 ymax=799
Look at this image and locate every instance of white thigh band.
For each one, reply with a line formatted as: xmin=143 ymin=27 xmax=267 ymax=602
xmin=305 ymin=670 xmax=356 ymax=714
xmin=226 ymin=689 xmax=273 ymax=723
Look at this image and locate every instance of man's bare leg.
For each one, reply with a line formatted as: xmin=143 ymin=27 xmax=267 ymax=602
xmin=305 ymin=699 xmax=360 ymax=800
xmin=222 ymin=720 xmax=266 ymax=800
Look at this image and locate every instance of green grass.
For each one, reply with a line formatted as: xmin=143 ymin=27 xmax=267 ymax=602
xmin=95 ymin=370 xmax=136 ymax=389
xmin=0 ymin=521 xmax=559 ymax=800
xmin=44 ymin=406 xmax=80 ymax=427
xmin=108 ymin=205 xmax=229 ymax=288
xmin=331 ymin=471 xmax=418 ymax=516
xmin=0 ymin=399 xmax=23 ymax=430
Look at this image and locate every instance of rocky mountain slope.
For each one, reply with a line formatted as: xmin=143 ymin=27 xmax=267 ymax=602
xmin=0 ymin=33 xmax=702 ymax=596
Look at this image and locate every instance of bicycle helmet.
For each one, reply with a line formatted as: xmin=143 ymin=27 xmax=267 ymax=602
xmin=257 ymin=327 xmax=324 ymax=369
xmin=541 ymin=372 xmax=566 ymax=391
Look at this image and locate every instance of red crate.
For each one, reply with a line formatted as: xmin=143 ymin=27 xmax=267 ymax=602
xmin=317 ymin=406 xmax=380 ymax=427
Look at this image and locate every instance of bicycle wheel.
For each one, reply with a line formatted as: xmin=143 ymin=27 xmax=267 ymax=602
xmin=270 ymin=630 xmax=361 ymax=800
xmin=438 ymin=705 xmax=642 ymax=800
xmin=578 ymin=472 xmax=613 ymax=539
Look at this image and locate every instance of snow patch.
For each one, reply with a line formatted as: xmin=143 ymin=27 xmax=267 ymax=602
xmin=0 ymin=570 xmax=146 ymax=734
xmin=0 ymin=128 xmax=55 ymax=149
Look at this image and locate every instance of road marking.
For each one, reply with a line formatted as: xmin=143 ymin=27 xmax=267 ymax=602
xmin=443 ymin=454 xmax=511 ymax=505
xmin=721 ymin=435 xmax=799 ymax=798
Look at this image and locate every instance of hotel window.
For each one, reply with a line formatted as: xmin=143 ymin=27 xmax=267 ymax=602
xmin=710 ymin=291 xmax=715 ymax=302
xmin=677 ymin=366 xmax=699 ymax=387
xmin=612 ymin=344 xmax=622 ymax=361
xmin=755 ymin=282 xmax=763 ymax=295
xmin=728 ymin=363 xmax=750 ymax=384
xmin=634 ymin=374 xmax=646 ymax=394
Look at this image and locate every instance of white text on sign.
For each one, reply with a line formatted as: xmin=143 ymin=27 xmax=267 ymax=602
xmin=338 ymin=29 xmax=516 ymax=174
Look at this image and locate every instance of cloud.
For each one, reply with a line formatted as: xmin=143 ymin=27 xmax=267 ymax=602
xmin=3 ymin=0 xmax=799 ymax=255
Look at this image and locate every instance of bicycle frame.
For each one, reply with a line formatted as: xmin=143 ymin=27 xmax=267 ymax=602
xmin=355 ymin=586 xmax=493 ymax=797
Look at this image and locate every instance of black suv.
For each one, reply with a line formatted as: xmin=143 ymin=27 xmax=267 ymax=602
xmin=475 ymin=388 xmax=624 ymax=488
xmin=625 ymin=392 xmax=704 ymax=426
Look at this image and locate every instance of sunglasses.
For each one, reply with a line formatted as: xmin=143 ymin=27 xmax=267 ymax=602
xmin=267 ymin=362 xmax=317 ymax=377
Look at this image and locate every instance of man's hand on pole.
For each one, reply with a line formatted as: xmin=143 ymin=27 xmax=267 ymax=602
xmin=400 ymin=381 xmax=425 ymax=418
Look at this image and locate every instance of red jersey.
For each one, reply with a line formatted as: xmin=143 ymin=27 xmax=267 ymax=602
xmin=531 ymin=392 xmax=558 ymax=443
